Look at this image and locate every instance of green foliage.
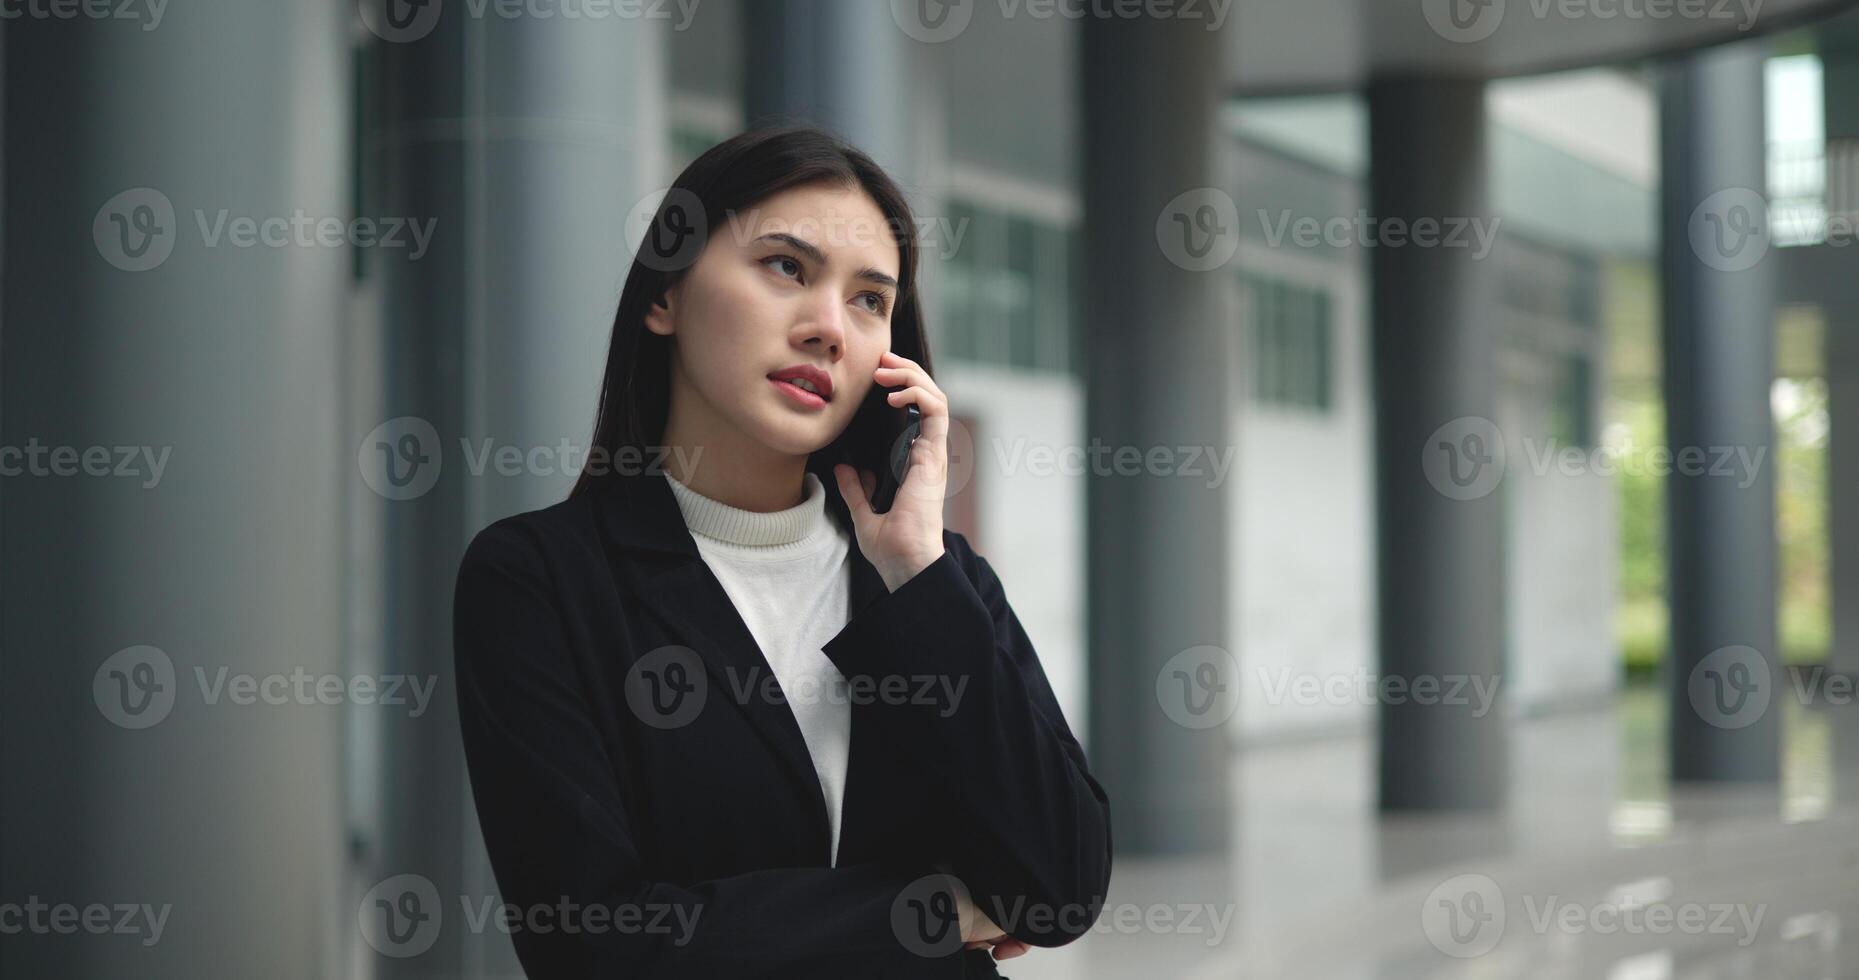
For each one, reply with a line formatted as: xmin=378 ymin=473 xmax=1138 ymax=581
xmin=1611 ymin=379 xmax=1831 ymax=669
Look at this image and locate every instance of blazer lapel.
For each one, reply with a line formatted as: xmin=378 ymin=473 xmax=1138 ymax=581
xmin=593 ymin=467 xmax=835 ymax=861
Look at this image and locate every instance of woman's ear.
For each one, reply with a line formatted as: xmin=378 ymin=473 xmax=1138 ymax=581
xmin=644 ymin=282 xmax=677 ymax=337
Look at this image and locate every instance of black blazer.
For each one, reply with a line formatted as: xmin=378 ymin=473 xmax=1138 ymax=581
xmin=452 ymin=466 xmax=1113 ymax=978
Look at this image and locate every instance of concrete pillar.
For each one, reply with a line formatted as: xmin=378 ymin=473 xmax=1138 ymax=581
xmin=0 ymin=3 xmax=350 ymax=977
xmin=1080 ymin=14 xmax=1233 ymax=856
xmin=1823 ymin=26 xmax=1859 ymax=682
xmin=366 ymin=8 xmax=666 ymax=976
xmin=739 ymin=0 xmax=951 ymax=330
xmin=742 ymin=0 xmax=928 ymax=175
xmin=1367 ymin=77 xmax=1509 ymax=812
xmin=1818 ymin=19 xmax=1859 ymax=804
xmin=1658 ymin=40 xmax=1781 ymax=783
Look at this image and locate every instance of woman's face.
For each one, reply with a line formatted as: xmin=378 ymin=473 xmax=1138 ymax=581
xmin=647 ymin=182 xmax=901 ymax=461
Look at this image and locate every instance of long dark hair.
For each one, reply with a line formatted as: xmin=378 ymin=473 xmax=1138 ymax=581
xmin=569 ymin=126 xmax=933 ymax=527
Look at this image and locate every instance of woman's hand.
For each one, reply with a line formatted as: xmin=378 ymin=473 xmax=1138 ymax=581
xmin=938 ymin=864 xmax=1034 ymax=962
xmin=954 ymin=889 xmax=1031 ymax=961
xmin=833 ymin=350 xmax=951 ymax=592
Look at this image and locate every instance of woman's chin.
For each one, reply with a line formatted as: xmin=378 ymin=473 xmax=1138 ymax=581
xmin=750 ymin=419 xmax=839 ymax=460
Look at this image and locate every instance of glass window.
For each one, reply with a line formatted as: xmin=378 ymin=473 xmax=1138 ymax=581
xmin=1245 ymin=274 xmax=1333 ymax=413
xmin=937 ymin=195 xmax=1078 ymax=377
xmin=1549 ymin=354 xmax=1594 ymax=448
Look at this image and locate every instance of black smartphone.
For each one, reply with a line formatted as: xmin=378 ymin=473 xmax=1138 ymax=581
xmin=869 ymin=400 xmax=921 ymax=514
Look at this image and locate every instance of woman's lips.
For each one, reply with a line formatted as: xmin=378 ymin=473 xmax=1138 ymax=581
xmin=769 ymin=376 xmax=828 ymax=410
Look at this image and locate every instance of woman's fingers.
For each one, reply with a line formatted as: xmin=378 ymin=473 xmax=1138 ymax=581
xmin=832 ymin=463 xmax=871 ymax=522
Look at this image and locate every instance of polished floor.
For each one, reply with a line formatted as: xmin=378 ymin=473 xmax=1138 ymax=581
xmin=1005 ymin=682 xmax=1859 ymax=980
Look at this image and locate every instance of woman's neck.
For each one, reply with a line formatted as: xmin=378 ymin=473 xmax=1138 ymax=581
xmin=659 ymin=408 xmax=809 ymax=515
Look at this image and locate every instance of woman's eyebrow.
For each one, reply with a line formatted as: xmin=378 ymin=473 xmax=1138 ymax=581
xmin=756 ymin=232 xmax=826 ymax=266
xmin=757 ymin=232 xmax=898 ymax=290
xmin=856 ymin=267 xmax=899 ymax=291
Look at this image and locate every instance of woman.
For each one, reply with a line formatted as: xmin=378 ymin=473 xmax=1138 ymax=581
xmin=453 ymin=127 xmax=1112 ymax=979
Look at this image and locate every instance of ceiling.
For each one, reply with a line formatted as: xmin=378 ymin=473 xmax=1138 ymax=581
xmin=1225 ymin=0 xmax=1859 ymax=93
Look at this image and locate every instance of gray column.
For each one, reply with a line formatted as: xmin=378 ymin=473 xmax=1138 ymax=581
xmin=1824 ymin=29 xmax=1859 ymax=682
xmin=1080 ymin=15 xmax=1233 ymax=856
xmin=1819 ymin=22 xmax=1859 ymax=803
xmin=1367 ymin=77 xmax=1509 ymax=812
xmin=1658 ymin=40 xmax=1780 ymax=783
xmin=742 ymin=0 xmax=928 ymax=176
xmin=366 ymin=8 xmax=666 ymax=977
xmin=0 ymin=3 xmax=350 ymax=978
xmin=738 ymin=0 xmax=950 ymax=325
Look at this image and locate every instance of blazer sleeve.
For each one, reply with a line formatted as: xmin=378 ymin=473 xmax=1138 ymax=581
xmin=453 ymin=521 xmax=975 ymax=979
xmin=820 ymin=534 xmax=1114 ymax=948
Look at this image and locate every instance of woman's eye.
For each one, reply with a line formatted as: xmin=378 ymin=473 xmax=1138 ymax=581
xmin=763 ymin=256 xmax=802 ymax=279
xmin=855 ymin=292 xmax=890 ymax=316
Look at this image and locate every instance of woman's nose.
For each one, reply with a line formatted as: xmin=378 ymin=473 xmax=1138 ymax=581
xmin=797 ymin=291 xmax=846 ymax=357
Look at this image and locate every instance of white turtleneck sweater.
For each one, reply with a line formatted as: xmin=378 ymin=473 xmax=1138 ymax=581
xmin=663 ymin=470 xmax=854 ymax=867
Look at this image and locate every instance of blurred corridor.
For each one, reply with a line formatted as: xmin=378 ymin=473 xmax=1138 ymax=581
xmin=5 ymin=0 xmax=1859 ymax=977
